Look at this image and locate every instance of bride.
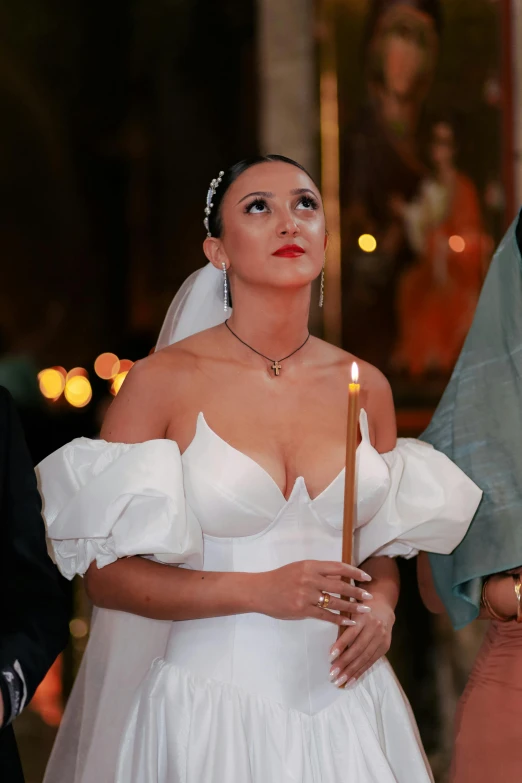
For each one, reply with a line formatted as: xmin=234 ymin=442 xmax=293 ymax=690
xmin=38 ymin=155 xmax=481 ymax=782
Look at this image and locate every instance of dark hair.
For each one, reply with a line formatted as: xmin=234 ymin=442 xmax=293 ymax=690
xmin=207 ymin=154 xmax=317 ymax=239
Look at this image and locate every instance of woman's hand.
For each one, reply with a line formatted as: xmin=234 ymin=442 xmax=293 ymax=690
xmin=328 ymin=597 xmax=395 ymax=687
xmin=253 ymin=560 xmax=373 ymax=627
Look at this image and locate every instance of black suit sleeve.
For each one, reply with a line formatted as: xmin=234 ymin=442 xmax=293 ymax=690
xmin=0 ymin=388 xmax=71 ymax=727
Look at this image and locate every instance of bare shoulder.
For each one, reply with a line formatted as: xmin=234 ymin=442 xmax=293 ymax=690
xmin=100 ymin=328 xmax=221 ymax=443
xmin=100 ymin=342 xmax=193 ymax=443
xmin=317 ymin=340 xmax=396 ymax=452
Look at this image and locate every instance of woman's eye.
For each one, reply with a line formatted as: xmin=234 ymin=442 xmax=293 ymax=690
xmin=296 ymin=196 xmax=319 ymax=211
xmin=245 ymin=199 xmax=269 ymax=214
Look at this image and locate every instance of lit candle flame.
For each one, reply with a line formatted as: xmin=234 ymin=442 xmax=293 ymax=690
xmin=351 ymin=361 xmax=359 ymax=384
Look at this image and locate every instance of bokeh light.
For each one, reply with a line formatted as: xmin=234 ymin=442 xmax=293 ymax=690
xmin=52 ymin=366 xmax=67 ymax=380
xmin=64 ymin=375 xmax=92 ymax=407
xmin=118 ymin=359 xmax=134 ymax=374
xmin=448 ymin=235 xmax=466 ymax=253
xmin=66 ymin=367 xmax=89 ymax=382
xmin=69 ymin=618 xmax=89 ymax=639
xmin=38 ymin=369 xmax=66 ymax=400
xmin=94 ymin=352 xmax=120 ymax=380
xmin=111 ymin=371 xmax=129 ymax=396
xmin=358 ymin=234 xmax=377 ymax=253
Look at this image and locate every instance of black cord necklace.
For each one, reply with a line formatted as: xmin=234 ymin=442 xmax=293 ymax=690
xmin=224 ymin=320 xmax=310 ymax=377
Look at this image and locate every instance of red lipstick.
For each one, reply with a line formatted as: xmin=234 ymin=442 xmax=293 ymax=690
xmin=272 ymin=244 xmax=305 ymax=258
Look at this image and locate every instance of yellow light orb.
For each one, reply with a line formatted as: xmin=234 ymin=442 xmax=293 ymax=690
xmin=358 ymin=234 xmax=377 ymax=253
xmin=111 ymin=371 xmax=129 ymax=396
xmin=66 ymin=367 xmax=89 ymax=382
xmin=448 ymin=235 xmax=466 ymax=253
xmin=94 ymin=352 xmax=120 ymax=380
xmin=39 ymin=368 xmax=65 ymax=399
xmin=64 ymin=376 xmax=92 ymax=408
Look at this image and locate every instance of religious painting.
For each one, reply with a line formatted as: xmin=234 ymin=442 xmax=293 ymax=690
xmin=325 ymin=0 xmax=505 ymax=400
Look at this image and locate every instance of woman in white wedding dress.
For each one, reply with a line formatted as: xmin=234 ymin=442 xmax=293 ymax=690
xmin=38 ymin=155 xmax=481 ymax=783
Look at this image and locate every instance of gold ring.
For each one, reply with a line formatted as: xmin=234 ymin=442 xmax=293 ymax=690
xmin=317 ymin=592 xmax=331 ymax=609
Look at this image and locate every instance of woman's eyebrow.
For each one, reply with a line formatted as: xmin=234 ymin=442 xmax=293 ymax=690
xmin=291 ymin=187 xmax=318 ymax=198
xmin=236 ymin=191 xmax=274 ymax=205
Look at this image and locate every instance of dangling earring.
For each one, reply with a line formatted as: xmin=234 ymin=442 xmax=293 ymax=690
xmin=319 ymin=261 xmax=325 ymax=308
xmin=222 ymin=262 xmax=229 ymax=312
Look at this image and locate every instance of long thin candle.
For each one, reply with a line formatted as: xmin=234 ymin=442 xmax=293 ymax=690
xmin=340 ymin=361 xmax=360 ymax=624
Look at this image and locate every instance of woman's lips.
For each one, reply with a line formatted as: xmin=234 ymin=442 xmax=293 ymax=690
xmin=272 ymin=244 xmax=305 ymax=258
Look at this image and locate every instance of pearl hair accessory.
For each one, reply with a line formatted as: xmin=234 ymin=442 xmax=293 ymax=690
xmin=204 ymin=170 xmax=225 ymax=237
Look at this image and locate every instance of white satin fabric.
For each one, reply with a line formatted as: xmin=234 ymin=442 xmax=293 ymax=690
xmin=39 ymin=410 xmax=482 ymax=783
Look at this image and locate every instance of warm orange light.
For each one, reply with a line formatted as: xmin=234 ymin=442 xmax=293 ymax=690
xmin=118 ymin=359 xmax=134 ymax=374
xmin=39 ymin=369 xmax=65 ymax=399
xmin=358 ymin=234 xmax=377 ymax=253
xmin=66 ymin=367 xmax=89 ymax=382
xmin=448 ymin=235 xmax=465 ymax=253
xmin=94 ymin=352 xmax=120 ymax=380
xmin=64 ymin=376 xmax=92 ymax=408
xmin=52 ymin=366 xmax=67 ymax=379
xmin=111 ymin=371 xmax=128 ymax=396
xmin=351 ymin=361 xmax=359 ymax=385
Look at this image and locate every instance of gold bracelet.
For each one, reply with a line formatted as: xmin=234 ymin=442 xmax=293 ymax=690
xmin=512 ymin=574 xmax=522 ymax=623
xmin=481 ymin=577 xmax=513 ymax=622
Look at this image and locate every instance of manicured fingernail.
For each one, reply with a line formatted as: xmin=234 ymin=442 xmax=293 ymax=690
xmin=329 ymin=667 xmax=340 ymax=680
xmin=346 ymin=677 xmax=357 ymax=687
xmin=357 ymin=605 xmax=371 ymax=613
xmin=341 ymin=618 xmax=357 ymax=626
xmin=330 ymin=649 xmax=340 ymax=662
xmin=359 ymin=571 xmax=372 ymax=582
xmin=362 ymin=591 xmax=373 ymax=600
xmin=334 ymin=674 xmax=348 ymax=688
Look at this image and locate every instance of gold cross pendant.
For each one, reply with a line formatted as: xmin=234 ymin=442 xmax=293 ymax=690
xmin=271 ymin=361 xmax=282 ymax=376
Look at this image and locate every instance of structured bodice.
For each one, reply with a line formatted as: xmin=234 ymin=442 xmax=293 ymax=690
xmin=163 ymin=409 xmax=393 ymax=715
xmin=181 ymin=408 xmax=391 ymax=538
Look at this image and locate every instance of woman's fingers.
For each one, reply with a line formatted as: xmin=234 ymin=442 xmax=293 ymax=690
xmin=336 ymin=635 xmax=384 ymax=686
xmin=317 ymin=562 xmax=372 ymax=582
xmin=309 ymin=607 xmax=358 ymax=627
xmin=319 ymin=595 xmax=371 ymax=616
xmin=329 ymin=625 xmax=376 ymax=686
xmin=319 ymin=578 xmax=373 ymax=603
xmin=345 ymin=646 xmax=384 ymax=685
xmin=329 ymin=619 xmax=391 ymax=686
xmin=330 ymin=622 xmax=363 ymax=661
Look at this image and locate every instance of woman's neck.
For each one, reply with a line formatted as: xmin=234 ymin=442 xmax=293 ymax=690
xmin=225 ymin=283 xmax=311 ymax=361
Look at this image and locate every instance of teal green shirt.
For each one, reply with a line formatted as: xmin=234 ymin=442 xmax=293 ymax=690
xmin=422 ymin=214 xmax=522 ymax=629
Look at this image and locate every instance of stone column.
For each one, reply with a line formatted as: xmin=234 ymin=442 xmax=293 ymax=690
xmin=257 ymin=0 xmax=318 ymax=177
xmin=257 ymin=0 xmax=324 ymax=333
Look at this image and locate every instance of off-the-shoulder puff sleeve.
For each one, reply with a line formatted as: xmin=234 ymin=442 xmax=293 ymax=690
xmin=36 ymin=437 xmax=203 ymax=580
xmin=353 ymin=438 xmax=482 ymax=566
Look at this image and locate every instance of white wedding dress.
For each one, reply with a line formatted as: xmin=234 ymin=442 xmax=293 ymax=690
xmin=37 ymin=262 xmax=482 ymax=782
xmin=38 ymin=406 xmax=482 ymax=783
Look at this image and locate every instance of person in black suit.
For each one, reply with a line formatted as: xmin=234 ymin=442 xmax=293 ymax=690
xmin=0 ymin=387 xmax=70 ymax=782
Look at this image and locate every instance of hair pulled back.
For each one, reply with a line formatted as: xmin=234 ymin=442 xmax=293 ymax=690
xmin=207 ymin=154 xmax=317 ymax=239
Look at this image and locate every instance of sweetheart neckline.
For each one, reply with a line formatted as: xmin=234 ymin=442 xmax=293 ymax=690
xmin=182 ymin=411 xmax=374 ymax=505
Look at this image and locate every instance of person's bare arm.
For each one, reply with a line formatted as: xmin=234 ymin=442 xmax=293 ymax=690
xmin=85 ymin=356 xmax=372 ymax=626
xmin=417 ymin=552 xmax=445 ymax=613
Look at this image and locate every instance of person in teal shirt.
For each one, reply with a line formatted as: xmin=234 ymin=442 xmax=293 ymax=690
xmin=420 ymin=211 xmax=522 ymax=782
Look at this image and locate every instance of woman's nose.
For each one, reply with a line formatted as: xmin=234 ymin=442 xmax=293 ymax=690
xmin=277 ymin=215 xmax=299 ymax=237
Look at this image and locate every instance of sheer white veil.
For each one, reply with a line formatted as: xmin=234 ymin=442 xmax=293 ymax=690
xmin=43 ymin=263 xmax=228 ymax=783
xmin=156 ymin=262 xmax=229 ymax=350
